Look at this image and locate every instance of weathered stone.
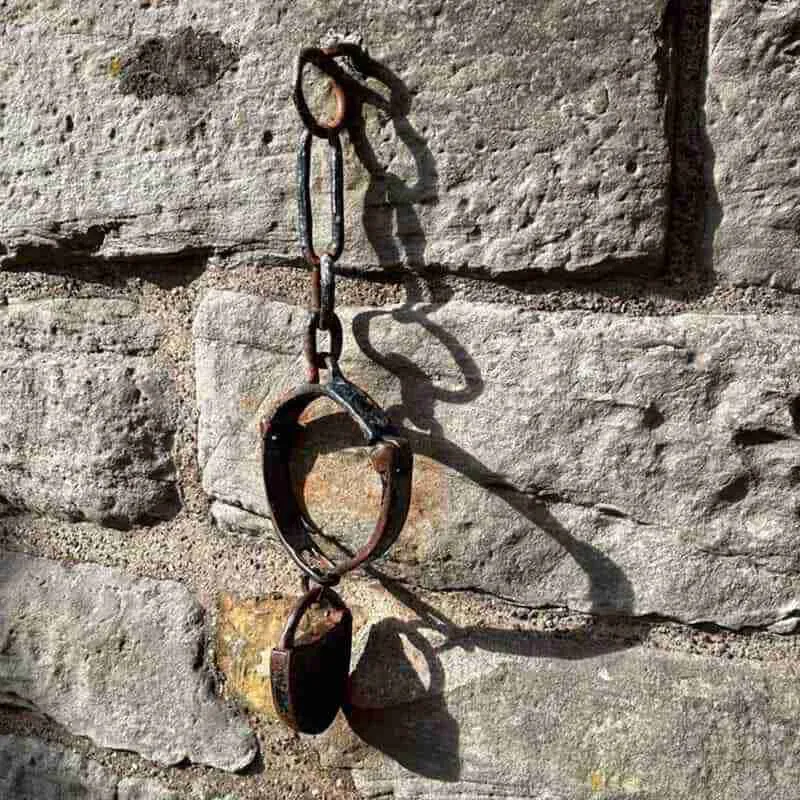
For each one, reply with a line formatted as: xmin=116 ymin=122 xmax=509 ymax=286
xmin=0 ymin=1 xmax=670 ymax=276
xmin=195 ymin=290 xmax=800 ymax=628
xmin=708 ymin=1 xmax=800 ymax=288
xmin=210 ymin=499 xmax=272 ymax=538
xmin=0 ymin=735 xmax=114 ymax=800
xmin=0 ymin=551 xmax=257 ymax=771
xmin=319 ymin=597 xmax=800 ymax=799
xmin=0 ymin=736 xmax=178 ymax=800
xmin=0 ymin=298 xmax=178 ymax=528
xmin=117 ymin=778 xmax=179 ymax=800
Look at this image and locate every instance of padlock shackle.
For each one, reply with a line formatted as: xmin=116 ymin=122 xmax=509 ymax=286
xmin=270 ymin=584 xmax=353 ymax=735
xmin=277 ymin=584 xmax=348 ymax=650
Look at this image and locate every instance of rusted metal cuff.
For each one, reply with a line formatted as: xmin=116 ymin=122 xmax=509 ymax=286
xmin=270 ymin=585 xmax=352 ymax=734
xmin=260 ymin=371 xmax=413 ymax=585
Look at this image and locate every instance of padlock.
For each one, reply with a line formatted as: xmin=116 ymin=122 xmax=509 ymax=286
xmin=270 ymin=584 xmax=352 ymax=734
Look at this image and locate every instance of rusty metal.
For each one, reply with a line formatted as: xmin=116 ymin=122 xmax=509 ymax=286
xmin=297 ymin=43 xmax=395 ymax=116
xmin=262 ymin=43 xmax=414 ymax=735
xmin=270 ymin=584 xmax=352 ymax=734
xmin=297 ymin=129 xmax=344 ymax=268
xmin=303 ymin=310 xmax=343 ymax=384
xmin=293 ymin=47 xmax=348 ymax=138
xmin=261 ymin=370 xmax=413 ymax=586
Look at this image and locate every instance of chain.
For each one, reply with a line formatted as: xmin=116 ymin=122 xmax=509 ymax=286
xmin=285 ymin=43 xmax=415 ymax=584
xmin=263 ymin=45 xmax=414 ymax=736
xmin=294 ymin=45 xmax=355 ymax=383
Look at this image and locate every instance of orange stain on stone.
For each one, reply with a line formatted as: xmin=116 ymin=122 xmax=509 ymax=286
xmin=239 ymin=394 xmax=260 ymax=413
xmin=216 ymin=592 xmax=365 ymax=719
xmin=287 ymin=400 xmax=447 ymax=564
xmin=215 ymin=593 xmax=293 ymax=717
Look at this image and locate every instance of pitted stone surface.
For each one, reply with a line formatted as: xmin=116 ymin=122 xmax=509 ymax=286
xmin=708 ymin=1 xmax=800 ymax=288
xmin=0 ymin=735 xmax=115 ymax=800
xmin=0 ymin=552 xmax=257 ymax=771
xmin=0 ymin=1 xmax=669 ymax=276
xmin=318 ymin=596 xmax=800 ymax=800
xmin=0 ymin=735 xmax=179 ymax=799
xmin=0 ymin=736 xmax=178 ymax=799
xmin=195 ymin=290 xmax=800 ymax=627
xmin=0 ymin=298 xmax=178 ymax=528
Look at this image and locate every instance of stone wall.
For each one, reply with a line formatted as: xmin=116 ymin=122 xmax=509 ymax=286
xmin=1 ymin=1 xmax=800 ymax=798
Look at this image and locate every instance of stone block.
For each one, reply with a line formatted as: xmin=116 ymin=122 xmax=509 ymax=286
xmin=0 ymin=735 xmax=178 ymax=800
xmin=0 ymin=1 xmax=670 ymax=276
xmin=0 ymin=298 xmax=178 ymax=528
xmin=319 ymin=592 xmax=800 ymax=799
xmin=0 ymin=552 xmax=257 ymax=771
xmin=708 ymin=1 xmax=800 ymax=288
xmin=194 ymin=290 xmax=800 ymax=628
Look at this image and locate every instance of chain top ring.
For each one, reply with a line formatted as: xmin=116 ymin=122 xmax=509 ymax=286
xmin=293 ymin=47 xmax=349 ymax=137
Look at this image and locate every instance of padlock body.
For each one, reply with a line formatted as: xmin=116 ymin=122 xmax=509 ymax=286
xmin=271 ymin=604 xmax=352 ymax=734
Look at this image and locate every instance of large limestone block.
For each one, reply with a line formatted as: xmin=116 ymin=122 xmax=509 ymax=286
xmin=194 ymin=290 xmax=800 ymax=628
xmin=0 ymin=298 xmax=178 ymax=528
xmin=708 ymin=1 xmax=800 ymax=288
xmin=0 ymin=552 xmax=256 ymax=771
xmin=0 ymin=1 xmax=670 ymax=276
xmin=0 ymin=736 xmax=178 ymax=800
xmin=319 ymin=596 xmax=800 ymax=799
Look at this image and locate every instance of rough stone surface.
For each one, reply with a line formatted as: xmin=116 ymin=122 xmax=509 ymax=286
xmin=117 ymin=778 xmax=180 ymax=800
xmin=0 ymin=735 xmax=178 ymax=799
xmin=195 ymin=290 xmax=800 ymax=628
xmin=0 ymin=551 xmax=256 ymax=771
xmin=319 ymin=590 xmax=800 ymax=800
xmin=0 ymin=734 xmax=114 ymax=800
xmin=0 ymin=297 xmax=179 ymax=528
xmin=708 ymin=1 xmax=800 ymax=289
xmin=3 ymin=2 xmax=800 ymax=797
xmin=0 ymin=1 xmax=670 ymax=276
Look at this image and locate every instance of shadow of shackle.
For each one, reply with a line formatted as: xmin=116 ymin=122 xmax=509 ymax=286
xmin=292 ymin=275 xmax=636 ymax=780
xmin=297 ymin=46 xmax=636 ymax=782
xmin=341 ymin=565 xmax=635 ymax=782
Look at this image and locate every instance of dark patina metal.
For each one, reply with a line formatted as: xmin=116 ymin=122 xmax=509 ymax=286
xmin=266 ymin=43 xmax=413 ymax=735
xmin=260 ymin=357 xmax=413 ymax=586
xmin=270 ymin=584 xmax=353 ymax=734
xmin=296 ymin=128 xmax=344 ymax=268
xmin=319 ymin=253 xmax=335 ymax=330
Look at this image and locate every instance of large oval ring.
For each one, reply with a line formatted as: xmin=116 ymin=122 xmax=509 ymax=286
xmin=260 ymin=372 xmax=413 ymax=585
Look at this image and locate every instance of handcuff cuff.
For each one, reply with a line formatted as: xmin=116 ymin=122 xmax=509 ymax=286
xmin=261 ymin=44 xmax=412 ymax=734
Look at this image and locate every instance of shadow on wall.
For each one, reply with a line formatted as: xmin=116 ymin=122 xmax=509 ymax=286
xmin=351 ymin=280 xmax=635 ymax=615
xmin=321 ymin=49 xmax=635 ymax=616
xmin=356 ymin=285 xmax=634 ymax=780
xmin=336 ymin=45 xmax=437 ymax=269
xmin=666 ymin=0 xmax=723 ymax=288
xmin=343 ymin=572 xmax=635 ymax=782
xmin=292 ymin=277 xmax=636 ymax=781
xmin=289 ymin=51 xmax=638 ymax=782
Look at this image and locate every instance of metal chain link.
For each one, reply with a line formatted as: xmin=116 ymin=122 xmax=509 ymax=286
xmin=294 ymin=46 xmax=354 ymax=381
